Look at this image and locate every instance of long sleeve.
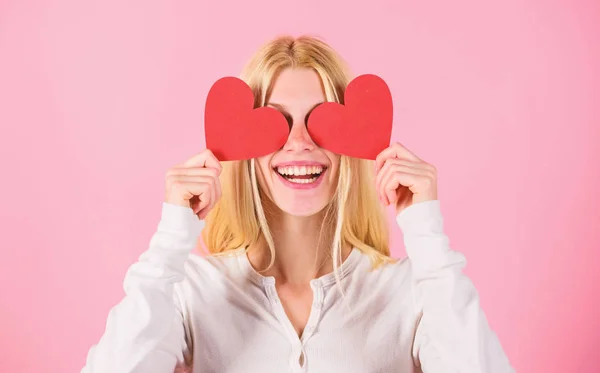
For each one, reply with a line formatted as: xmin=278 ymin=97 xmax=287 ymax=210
xmin=396 ymin=200 xmax=514 ymax=373
xmin=81 ymin=202 xmax=205 ymax=373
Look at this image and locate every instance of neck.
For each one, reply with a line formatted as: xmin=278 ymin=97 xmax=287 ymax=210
xmin=247 ymin=207 xmax=351 ymax=285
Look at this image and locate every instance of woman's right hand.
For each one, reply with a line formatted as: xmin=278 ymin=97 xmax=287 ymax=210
xmin=164 ymin=149 xmax=222 ymax=220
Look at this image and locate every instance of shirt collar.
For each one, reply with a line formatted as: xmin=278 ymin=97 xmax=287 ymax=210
xmin=236 ymin=246 xmax=362 ymax=288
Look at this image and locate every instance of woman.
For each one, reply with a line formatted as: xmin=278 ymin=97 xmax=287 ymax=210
xmin=82 ymin=36 xmax=514 ymax=373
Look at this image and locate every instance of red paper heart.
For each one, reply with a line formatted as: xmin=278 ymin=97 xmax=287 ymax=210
xmin=204 ymin=77 xmax=289 ymax=161
xmin=307 ymin=74 xmax=393 ymax=160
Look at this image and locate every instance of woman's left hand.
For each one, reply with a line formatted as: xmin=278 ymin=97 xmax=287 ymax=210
xmin=374 ymin=142 xmax=439 ymax=215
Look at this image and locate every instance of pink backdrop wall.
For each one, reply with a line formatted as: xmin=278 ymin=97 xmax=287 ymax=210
xmin=1 ymin=0 xmax=599 ymax=371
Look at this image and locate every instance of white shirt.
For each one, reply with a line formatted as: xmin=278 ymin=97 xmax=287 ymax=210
xmin=81 ymin=200 xmax=514 ymax=373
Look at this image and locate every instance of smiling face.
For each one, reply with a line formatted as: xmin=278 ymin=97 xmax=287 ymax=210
xmin=255 ymin=67 xmax=341 ymax=217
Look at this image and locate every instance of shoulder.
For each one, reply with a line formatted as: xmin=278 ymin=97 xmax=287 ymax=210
xmin=174 ymin=247 xmax=250 ymax=300
xmin=186 ymin=247 xmax=247 ymax=277
xmin=363 ymin=253 xmax=414 ymax=284
xmin=343 ymin=250 xmax=418 ymax=318
xmin=345 ymin=249 xmax=416 ymax=295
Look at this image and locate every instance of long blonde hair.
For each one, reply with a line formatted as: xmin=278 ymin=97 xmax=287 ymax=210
xmin=202 ymin=35 xmax=393 ymax=274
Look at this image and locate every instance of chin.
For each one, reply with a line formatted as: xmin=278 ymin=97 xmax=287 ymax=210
xmin=274 ymin=198 xmax=330 ymax=217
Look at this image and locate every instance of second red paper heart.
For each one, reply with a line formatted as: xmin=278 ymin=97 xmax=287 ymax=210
xmin=307 ymin=74 xmax=393 ymax=160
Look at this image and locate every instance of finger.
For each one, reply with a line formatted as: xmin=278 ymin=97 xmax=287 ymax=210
xmin=377 ymin=163 xmax=399 ymax=205
xmin=188 ymin=182 xmax=212 ymax=214
xmin=375 ymin=142 xmax=422 ymax=172
xmin=376 ymin=160 xmax=396 ymax=203
xmin=171 ymin=174 xmax=218 ymax=207
xmin=168 ymin=167 xmax=222 ymax=203
xmin=375 ymin=158 xmax=429 ymax=190
xmin=383 ymin=174 xmax=401 ymax=205
xmin=196 ymin=187 xmax=212 ymax=215
xmin=380 ymin=165 xmax=420 ymax=205
xmin=213 ymin=171 xmax=222 ymax=204
xmin=170 ymin=176 xmax=215 ymax=211
xmin=167 ymin=166 xmax=220 ymax=177
xmin=194 ymin=187 xmax=213 ymax=219
xmin=375 ymin=159 xmax=428 ymax=201
xmin=198 ymin=205 xmax=211 ymax=220
xmin=182 ymin=149 xmax=222 ymax=172
xmin=377 ymin=161 xmax=403 ymax=204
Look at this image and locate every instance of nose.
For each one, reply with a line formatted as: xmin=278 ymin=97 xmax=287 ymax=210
xmin=282 ymin=119 xmax=316 ymax=153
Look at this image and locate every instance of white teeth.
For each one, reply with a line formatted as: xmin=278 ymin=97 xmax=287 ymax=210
xmin=276 ymin=165 xmax=324 ymax=176
xmin=287 ymin=177 xmax=318 ymax=184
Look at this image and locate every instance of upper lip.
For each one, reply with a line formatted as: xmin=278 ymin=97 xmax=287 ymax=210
xmin=272 ymin=160 xmax=327 ymax=168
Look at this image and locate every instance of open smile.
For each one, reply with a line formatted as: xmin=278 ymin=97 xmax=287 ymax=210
xmin=272 ymin=162 xmax=328 ymax=190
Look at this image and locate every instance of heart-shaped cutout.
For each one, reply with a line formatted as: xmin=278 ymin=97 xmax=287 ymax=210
xmin=204 ymin=77 xmax=289 ymax=161
xmin=307 ymin=74 xmax=393 ymax=159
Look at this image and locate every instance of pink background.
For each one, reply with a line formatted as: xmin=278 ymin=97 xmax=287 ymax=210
xmin=1 ymin=0 xmax=599 ymax=371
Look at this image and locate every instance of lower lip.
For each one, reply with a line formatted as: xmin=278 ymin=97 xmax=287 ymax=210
xmin=274 ymin=169 xmax=326 ymax=190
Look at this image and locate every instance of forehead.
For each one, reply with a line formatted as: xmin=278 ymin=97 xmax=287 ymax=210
xmin=268 ymin=68 xmax=325 ymax=107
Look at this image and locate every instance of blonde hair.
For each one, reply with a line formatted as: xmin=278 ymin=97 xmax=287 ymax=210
xmin=202 ymin=35 xmax=393 ymax=277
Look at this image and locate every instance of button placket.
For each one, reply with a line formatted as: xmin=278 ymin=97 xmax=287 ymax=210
xmin=288 ymin=343 xmax=307 ymax=372
xmin=267 ymin=282 xmax=305 ymax=348
xmin=264 ymin=282 xmax=277 ymax=304
xmin=268 ymin=279 xmax=326 ymax=371
xmin=301 ymin=283 xmax=324 ymax=344
xmin=298 ymin=347 xmax=307 ymax=370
